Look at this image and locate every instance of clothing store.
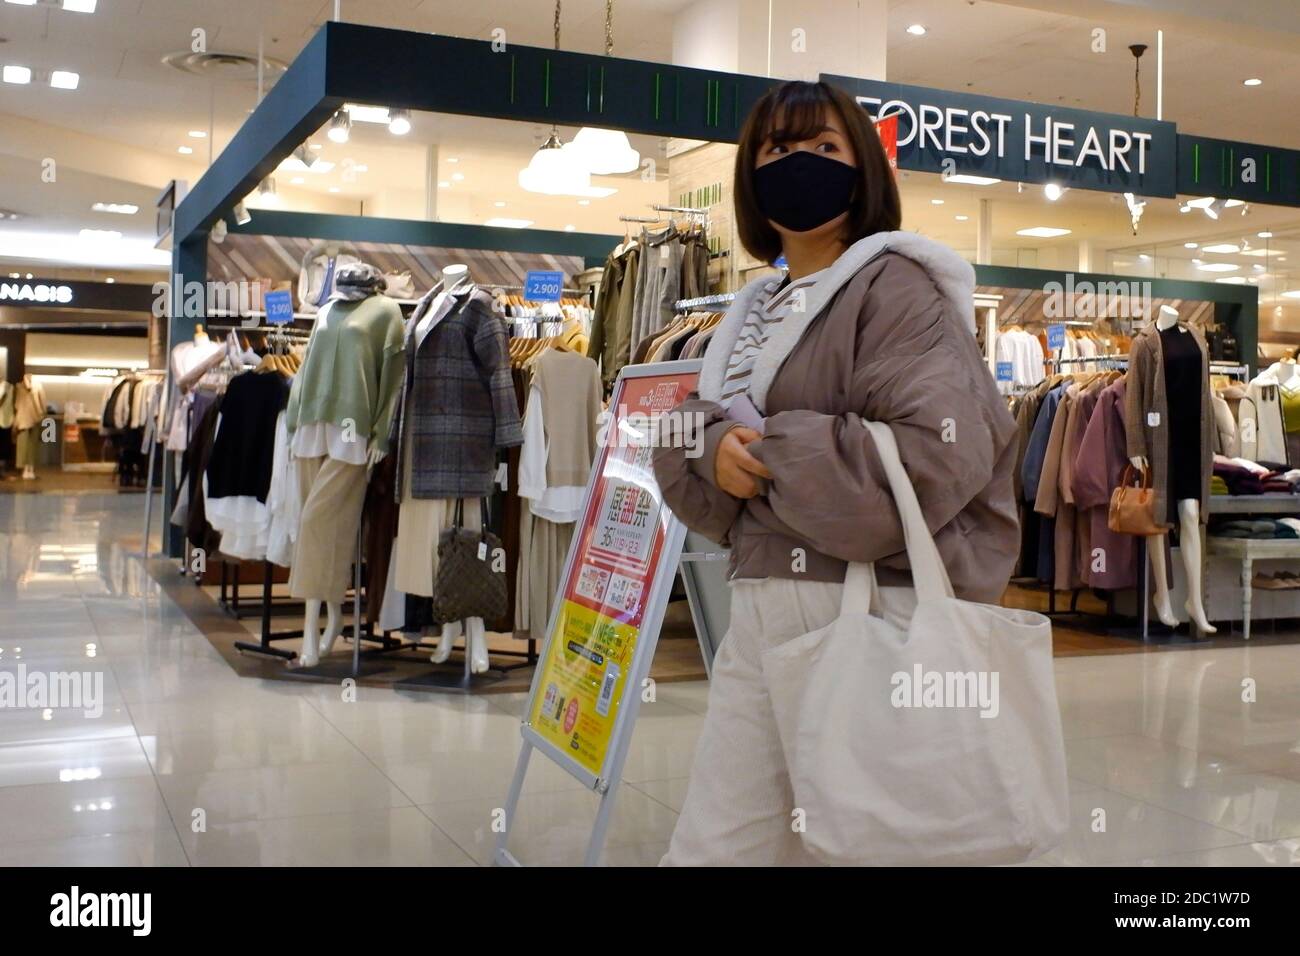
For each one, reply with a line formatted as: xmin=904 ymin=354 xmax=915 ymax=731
xmin=147 ymin=17 xmax=1300 ymax=708
xmin=0 ymin=278 xmax=162 ymax=485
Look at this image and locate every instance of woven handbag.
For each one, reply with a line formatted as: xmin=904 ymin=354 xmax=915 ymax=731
xmin=1108 ymin=464 xmax=1166 ymax=536
xmin=431 ymin=499 xmax=507 ymax=623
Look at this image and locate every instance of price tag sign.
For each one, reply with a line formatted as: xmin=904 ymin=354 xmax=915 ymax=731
xmin=1047 ymin=324 xmax=1065 ymax=350
xmin=996 ymin=361 xmax=1013 ymax=383
xmin=523 ymin=270 xmax=564 ymax=303
xmin=773 ymin=254 xmax=788 ymax=269
xmin=264 ymin=289 xmax=294 ymax=325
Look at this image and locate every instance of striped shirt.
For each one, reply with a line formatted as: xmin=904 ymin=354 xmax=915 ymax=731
xmin=720 ymin=268 xmax=828 ymax=410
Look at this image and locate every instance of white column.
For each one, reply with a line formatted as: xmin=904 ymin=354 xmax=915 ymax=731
xmin=976 ymin=198 xmax=992 ymax=265
xmin=424 ymin=144 xmax=439 ymax=222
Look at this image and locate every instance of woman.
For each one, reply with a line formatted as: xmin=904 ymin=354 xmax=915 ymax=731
xmin=653 ymin=81 xmax=1020 ymax=865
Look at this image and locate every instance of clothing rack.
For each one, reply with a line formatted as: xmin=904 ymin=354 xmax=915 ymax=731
xmin=490 ymin=284 xmax=584 ymax=296
xmin=675 ymin=292 xmax=735 ymax=311
xmin=1051 ymin=355 xmax=1250 ymax=379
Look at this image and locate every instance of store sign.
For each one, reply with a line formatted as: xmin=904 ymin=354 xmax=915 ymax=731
xmin=1177 ymin=134 xmax=1300 ymax=208
xmin=523 ymin=270 xmax=564 ymax=303
xmin=523 ymin=365 xmax=698 ymax=778
xmin=263 ymin=289 xmax=294 ymax=325
xmin=822 ymin=74 xmax=1177 ymax=198
xmin=0 ymin=283 xmax=73 ymax=305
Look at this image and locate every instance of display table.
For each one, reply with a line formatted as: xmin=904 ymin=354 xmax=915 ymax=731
xmin=1206 ymin=536 xmax=1300 ymax=639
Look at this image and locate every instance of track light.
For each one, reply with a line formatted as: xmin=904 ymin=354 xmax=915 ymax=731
xmin=233 ymin=202 xmax=251 ymax=226
xmin=327 ymin=109 xmax=350 ymax=144
xmin=211 ymin=218 xmax=227 ymax=243
xmin=388 ymin=108 xmax=411 ymax=136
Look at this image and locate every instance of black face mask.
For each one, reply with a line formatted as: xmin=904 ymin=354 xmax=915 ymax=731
xmin=753 ymin=150 xmax=858 ymax=234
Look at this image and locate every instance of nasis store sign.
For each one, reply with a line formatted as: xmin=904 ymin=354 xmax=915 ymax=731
xmin=824 ymin=73 xmax=1177 ymax=198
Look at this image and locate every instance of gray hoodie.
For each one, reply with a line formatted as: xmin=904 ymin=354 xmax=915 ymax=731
xmin=652 ymin=230 xmax=1019 ymax=605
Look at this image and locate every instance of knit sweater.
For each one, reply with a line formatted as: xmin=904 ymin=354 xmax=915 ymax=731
xmin=285 ymin=295 xmax=405 ymax=455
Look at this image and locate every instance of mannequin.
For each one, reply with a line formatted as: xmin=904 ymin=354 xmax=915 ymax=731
xmin=392 ymin=265 xmax=520 ymax=676
xmin=286 ymin=262 xmax=405 ymax=667
xmin=1129 ymin=305 xmax=1216 ymax=633
xmin=13 ymin=373 xmax=46 ymax=481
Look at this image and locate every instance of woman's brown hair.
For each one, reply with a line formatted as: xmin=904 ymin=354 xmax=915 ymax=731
xmin=733 ymin=80 xmax=901 ymax=264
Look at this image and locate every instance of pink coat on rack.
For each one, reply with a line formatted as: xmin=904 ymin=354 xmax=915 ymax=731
xmin=1071 ymin=379 xmax=1138 ymax=591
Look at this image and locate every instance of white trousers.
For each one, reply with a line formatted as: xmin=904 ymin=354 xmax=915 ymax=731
xmin=661 ymin=575 xmax=914 ymax=867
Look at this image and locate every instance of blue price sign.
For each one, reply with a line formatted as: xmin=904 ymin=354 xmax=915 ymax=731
xmin=524 ymin=270 xmax=565 ymax=303
xmin=264 ymin=289 xmax=294 ymax=325
xmin=773 ymin=254 xmax=788 ymax=269
xmin=995 ymin=361 xmax=1013 ymax=383
xmin=1046 ymin=324 xmax=1065 ymax=350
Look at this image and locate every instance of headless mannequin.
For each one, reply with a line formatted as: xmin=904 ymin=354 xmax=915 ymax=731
xmin=1131 ymin=305 xmax=1216 ymax=634
xmin=296 ymin=290 xmax=392 ymax=668
xmin=414 ymin=264 xmax=490 ymax=674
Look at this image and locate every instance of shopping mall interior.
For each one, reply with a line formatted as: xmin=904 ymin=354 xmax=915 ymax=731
xmin=0 ymin=0 xmax=1299 ymax=872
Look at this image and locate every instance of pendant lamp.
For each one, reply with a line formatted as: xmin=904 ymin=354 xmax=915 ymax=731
xmin=519 ymin=128 xmax=592 ymax=195
xmin=572 ymin=3 xmax=640 ymax=175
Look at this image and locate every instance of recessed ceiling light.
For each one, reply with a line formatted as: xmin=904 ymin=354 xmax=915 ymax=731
xmin=309 ymin=143 xmax=323 ymax=151
xmin=1253 ymin=264 xmax=1266 ymax=271
xmin=3 ymin=65 xmax=32 ymax=85
xmin=930 ymin=198 xmax=944 ymax=205
xmin=494 ymin=201 xmax=506 ymax=207
xmin=290 ymin=176 xmax=305 ymax=185
xmin=1196 ymin=262 xmax=1239 ymax=272
xmin=4 ymin=1 xmax=39 ymax=6
xmin=955 ymin=215 xmax=969 ymax=221
xmin=1043 ymin=183 xmax=1064 ymax=201
xmin=1201 ymin=243 xmax=1240 ymax=254
xmin=1191 ymin=258 xmax=1203 ymax=264
xmin=450 ymin=172 xmax=465 ymax=181
xmin=1216 ymin=276 xmax=1248 ymax=284
xmin=1242 ymin=248 xmax=1282 ymax=257
xmin=943 ymin=174 xmax=1001 ymax=186
xmin=1243 ymin=78 xmax=1262 ymax=86
xmin=388 ymin=108 xmax=411 ymax=136
xmin=352 ymin=164 xmax=368 ymax=173
xmin=62 ymin=0 xmax=98 ymax=11
xmin=79 ymin=229 xmax=121 ymax=240
xmin=327 ymin=110 xmax=351 ymax=143
xmin=91 ymin=202 xmax=138 ymax=215
xmin=437 ymin=181 xmax=450 ymax=188
xmin=178 ymin=145 xmax=193 ymax=154
xmin=564 ymin=224 xmax=576 ymax=232
xmin=447 ymin=157 xmax=460 ymax=164
xmin=1184 ymin=242 xmax=1198 ymax=249
xmin=1016 ymin=226 xmax=1072 ymax=238
xmin=484 ymin=217 xmax=534 ymax=228
xmin=328 ymin=186 xmax=340 ymax=193
xmin=1258 ymin=231 xmax=1273 ymax=239
xmin=1282 ymin=290 xmax=1300 ymax=299
xmin=104 ymin=277 xmax=114 ymax=283
xmin=906 ymin=24 xmax=927 ymax=36
xmin=1139 ymin=254 xmax=1150 ymax=261
xmin=50 ymin=70 xmax=79 ymax=90
xmin=577 ymin=199 xmax=591 ymax=206
xmin=188 ymin=130 xmax=207 ymax=138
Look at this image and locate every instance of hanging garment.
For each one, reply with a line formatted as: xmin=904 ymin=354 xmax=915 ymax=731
xmin=518 ymin=349 xmax=601 ymax=522
xmin=1239 ymin=368 xmax=1289 ymax=468
xmin=1071 ymin=379 xmax=1137 ymax=590
xmin=164 ymin=337 xmax=225 ymax=451
xmin=12 ymin=379 xmax=46 ymax=432
xmin=0 ymin=381 xmax=13 ymax=429
xmin=297 ymin=241 xmax=362 ymax=313
xmin=630 ymin=226 xmax=682 ymax=359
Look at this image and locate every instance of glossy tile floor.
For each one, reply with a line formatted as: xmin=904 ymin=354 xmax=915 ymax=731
xmin=2 ymin=492 xmax=1300 ymax=866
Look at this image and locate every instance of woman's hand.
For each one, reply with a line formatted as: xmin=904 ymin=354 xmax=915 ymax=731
xmin=715 ymin=426 xmax=772 ymax=498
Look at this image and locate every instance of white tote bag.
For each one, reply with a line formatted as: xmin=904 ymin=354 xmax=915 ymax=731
xmin=761 ymin=420 xmax=1068 ymax=866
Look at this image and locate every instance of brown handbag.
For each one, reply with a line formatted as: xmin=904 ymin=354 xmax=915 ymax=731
xmin=1108 ymin=464 xmax=1166 ymax=536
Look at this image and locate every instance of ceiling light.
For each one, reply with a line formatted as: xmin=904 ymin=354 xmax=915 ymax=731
xmin=79 ymin=229 xmax=121 ymax=240
xmin=328 ymin=186 xmax=340 ymax=193
xmin=343 ymin=103 xmax=391 ymax=124
xmin=280 ymin=147 xmax=334 ymax=174
xmin=1242 ymin=248 xmax=1283 ymax=257
xmin=178 ymin=145 xmax=193 ymax=155
xmin=1201 ymin=243 xmax=1240 ymax=254
xmin=564 ymin=224 xmax=576 ymax=232
xmin=437 ymin=181 xmax=450 ymax=188
xmin=1254 ymin=264 xmax=1266 ymax=271
xmin=388 ymin=108 xmax=412 ymax=136
xmin=450 ymin=172 xmax=465 ymax=182
xmin=1259 ymin=231 xmax=1273 ymax=239
xmin=1216 ymin=276 xmax=1247 ymax=284
xmin=1196 ymin=262 xmax=1239 ymax=272
xmin=352 ymin=164 xmax=368 ymax=173
xmin=931 ymin=198 xmax=945 ymax=205
xmin=233 ymin=202 xmax=251 ymax=225
xmin=327 ymin=110 xmax=351 ymax=144
xmin=1282 ymin=290 xmax=1300 ymax=299
xmin=1043 ymin=183 xmax=1064 ymax=201
xmin=1016 ymin=226 xmax=1072 ymax=238
xmin=1192 ymin=258 xmax=1202 ymax=264
xmin=1243 ymin=78 xmax=1262 ymax=86
xmin=1184 ymin=242 xmax=1198 ymax=249
xmin=50 ymin=70 xmax=79 ymax=90
xmin=569 ymin=126 xmax=640 ymax=175
xmin=290 ymin=176 xmax=304 ymax=185
xmin=447 ymin=157 xmax=460 ymax=163
xmin=577 ymin=199 xmax=591 ymax=206
xmin=309 ymin=143 xmax=323 ymax=151
xmin=1179 ymin=204 xmax=1191 ymax=213
xmin=104 ymin=277 xmax=114 ymax=283
xmin=942 ymin=174 xmax=1001 ymax=186
xmin=1139 ymin=254 xmax=1150 ymax=261
xmin=955 ymin=215 xmax=969 ymax=221
xmin=485 ymin=217 xmax=534 ymax=228
xmin=257 ymin=177 xmax=279 ymax=206
xmin=0 ymin=231 xmax=170 ymax=267
xmin=3 ymin=65 xmax=32 ymax=85
xmin=62 ymin=0 xmax=98 ymax=10
xmin=91 ymin=202 xmax=139 ymax=215
xmin=4 ymin=1 xmax=38 ymax=6
xmin=494 ymin=201 xmax=506 ymax=207
xmin=906 ymin=24 xmax=927 ymax=36
xmin=519 ymin=129 xmax=592 ymax=196
xmin=188 ymin=130 xmax=207 ymax=138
